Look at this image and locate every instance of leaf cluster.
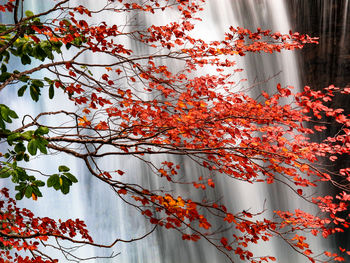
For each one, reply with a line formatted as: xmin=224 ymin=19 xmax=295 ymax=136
xmin=0 ymin=103 xmax=17 ymax=129
xmin=47 ymin=165 xmax=78 ymax=195
xmin=0 ymin=161 xmax=44 ymax=200
xmin=1 ymin=125 xmax=76 ymax=198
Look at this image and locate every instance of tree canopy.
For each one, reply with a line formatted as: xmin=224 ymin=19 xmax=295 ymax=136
xmin=0 ymin=0 xmax=350 ymax=262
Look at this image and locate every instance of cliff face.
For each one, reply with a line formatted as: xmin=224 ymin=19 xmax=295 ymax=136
xmin=287 ymin=0 xmax=350 ymax=252
xmin=287 ymin=0 xmax=350 ymax=88
xmin=287 ymin=1 xmax=349 ymax=150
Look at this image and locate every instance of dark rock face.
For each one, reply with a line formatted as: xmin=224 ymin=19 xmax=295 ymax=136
xmin=287 ymin=0 xmax=350 ymax=253
xmin=287 ymin=0 xmax=349 ymax=164
xmin=288 ymin=0 xmax=350 ymax=89
xmin=288 ymin=1 xmax=350 ymax=144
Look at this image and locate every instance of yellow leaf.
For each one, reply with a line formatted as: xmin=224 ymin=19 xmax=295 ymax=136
xmin=178 ymin=101 xmax=186 ymax=108
xmin=78 ymin=116 xmax=91 ymax=127
xmin=199 ymin=101 xmax=207 ymax=107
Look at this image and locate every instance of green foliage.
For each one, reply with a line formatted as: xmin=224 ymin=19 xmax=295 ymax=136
xmin=5 ymin=126 xmax=49 ymax=156
xmin=1 ymin=124 xmax=76 ymax=198
xmin=0 ymin=63 xmax=11 ymax=82
xmin=0 ymin=126 xmax=57 ymax=200
xmin=49 ymin=83 xmax=54 ymax=99
xmin=25 ymin=10 xmax=34 ymax=17
xmin=0 ymin=20 xmax=63 ymax=102
xmin=0 ymin=161 xmax=44 ymax=200
xmin=0 ymin=125 xmax=73 ymax=199
xmin=8 ymin=35 xmax=63 ymax=63
xmin=17 ymin=78 xmax=54 ymax=101
xmin=0 ymin=104 xmax=18 ymax=130
xmin=47 ymin=166 xmax=78 ymax=195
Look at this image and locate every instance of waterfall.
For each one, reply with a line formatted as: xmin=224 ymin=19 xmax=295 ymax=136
xmin=1 ymin=0 xmax=347 ymax=262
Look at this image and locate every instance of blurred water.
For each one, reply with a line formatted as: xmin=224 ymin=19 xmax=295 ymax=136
xmin=0 ymin=1 xmax=337 ymax=262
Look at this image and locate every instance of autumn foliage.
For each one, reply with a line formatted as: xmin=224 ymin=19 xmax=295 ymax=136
xmin=0 ymin=0 xmax=350 ymax=262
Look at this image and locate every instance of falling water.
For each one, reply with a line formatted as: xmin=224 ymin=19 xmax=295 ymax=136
xmin=1 ymin=0 xmax=347 ymax=262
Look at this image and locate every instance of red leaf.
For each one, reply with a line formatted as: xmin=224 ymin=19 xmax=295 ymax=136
xmin=117 ymin=189 xmax=127 ymax=195
xmin=117 ymin=170 xmax=125 ymax=175
xmin=220 ymin=237 xmax=228 ymax=246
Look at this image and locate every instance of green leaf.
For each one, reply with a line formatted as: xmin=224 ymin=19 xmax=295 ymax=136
xmin=58 ymin=165 xmax=70 ymax=172
xmin=0 ymin=172 xmax=10 ymax=178
xmin=47 ymin=174 xmax=59 ymax=187
xmin=15 ymin=153 xmax=24 ymax=161
xmin=35 ymin=126 xmax=49 ymax=135
xmin=63 ymin=172 xmax=78 ymax=183
xmin=0 ymin=72 xmax=11 ymax=82
xmin=15 ymin=192 xmax=24 ymax=200
xmin=36 ymin=137 xmax=48 ymax=153
xmin=10 ymin=46 xmax=20 ymax=56
xmin=37 ymin=141 xmax=47 ymax=154
xmin=1 ymin=64 xmax=7 ymax=73
xmin=61 ymin=177 xmax=71 ymax=194
xmin=28 ymin=175 xmax=35 ymax=181
xmin=14 ymin=142 xmax=26 ymax=153
xmin=73 ymin=37 xmax=82 ymax=46
xmin=52 ymin=42 xmax=62 ymax=54
xmin=15 ymin=184 xmax=25 ymax=191
xmin=46 ymin=52 xmax=54 ymax=60
xmin=0 ymin=105 xmax=16 ymax=120
xmin=63 ymin=176 xmax=72 ymax=186
xmin=27 ymin=139 xmax=38 ymax=155
xmin=16 ymin=167 xmax=28 ymax=181
xmin=33 ymin=45 xmax=46 ymax=61
xmin=23 ymin=154 xmax=30 ymax=162
xmin=30 ymin=85 xmax=40 ymax=101
xmin=53 ymin=183 xmax=60 ymax=190
xmin=0 ymin=118 xmax=5 ymax=129
xmin=24 ymin=185 xmax=32 ymax=198
xmin=8 ymin=109 xmax=18 ymax=119
xmin=25 ymin=10 xmax=34 ymax=17
xmin=3 ymin=51 xmax=9 ymax=63
xmin=31 ymin=185 xmax=42 ymax=197
xmin=34 ymin=180 xmax=45 ymax=187
xmin=21 ymin=55 xmax=31 ymax=65
xmin=19 ymin=75 xmax=30 ymax=82
xmin=49 ymin=84 xmax=54 ymax=99
xmin=21 ymin=130 xmax=34 ymax=140
xmin=0 ymin=167 xmax=11 ymax=178
xmin=61 ymin=185 xmax=69 ymax=194
xmin=32 ymin=79 xmax=44 ymax=88
xmin=23 ymin=42 xmax=32 ymax=54
xmin=18 ymin=85 xmax=27 ymax=97
xmin=0 ymin=105 xmax=11 ymax=122
xmin=7 ymin=132 xmax=21 ymax=143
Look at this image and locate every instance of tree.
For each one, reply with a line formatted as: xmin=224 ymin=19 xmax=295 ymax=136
xmin=0 ymin=0 xmax=350 ymax=262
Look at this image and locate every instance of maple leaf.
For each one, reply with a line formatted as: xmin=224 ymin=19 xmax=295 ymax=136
xmin=78 ymin=116 xmax=91 ymax=127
